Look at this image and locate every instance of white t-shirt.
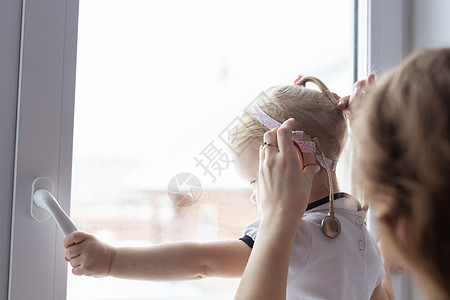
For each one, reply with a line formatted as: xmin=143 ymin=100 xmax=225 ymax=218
xmin=240 ymin=194 xmax=385 ymax=300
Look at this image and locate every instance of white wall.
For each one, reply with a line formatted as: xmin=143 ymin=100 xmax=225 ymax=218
xmin=409 ymin=0 xmax=450 ymax=51
xmin=0 ymin=1 xmax=22 ymax=299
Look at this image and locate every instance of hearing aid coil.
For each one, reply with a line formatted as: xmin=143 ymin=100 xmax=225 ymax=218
xmin=313 ymin=137 xmax=341 ymax=238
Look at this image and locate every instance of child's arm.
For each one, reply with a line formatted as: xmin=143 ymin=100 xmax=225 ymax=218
xmin=64 ymin=231 xmax=251 ymax=280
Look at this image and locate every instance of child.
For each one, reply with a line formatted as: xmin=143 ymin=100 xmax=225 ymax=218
xmin=64 ymin=76 xmax=386 ymax=299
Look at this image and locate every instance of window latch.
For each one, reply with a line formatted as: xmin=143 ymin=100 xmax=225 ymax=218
xmin=31 ymin=177 xmax=78 ymax=236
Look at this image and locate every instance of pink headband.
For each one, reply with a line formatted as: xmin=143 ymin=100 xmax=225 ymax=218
xmin=250 ymin=103 xmax=316 ymax=153
xmin=250 ymin=102 xmax=336 ymax=171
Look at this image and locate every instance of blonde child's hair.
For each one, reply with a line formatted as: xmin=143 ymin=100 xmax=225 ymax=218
xmin=354 ymin=48 xmax=450 ymax=300
xmin=231 ymin=76 xmax=347 ymax=187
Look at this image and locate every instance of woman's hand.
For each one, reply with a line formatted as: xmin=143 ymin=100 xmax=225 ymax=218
xmin=64 ymin=231 xmax=116 ymax=277
xmin=258 ymin=118 xmax=320 ymax=220
xmin=338 ymin=73 xmax=375 ymax=122
xmin=235 ymin=118 xmax=320 ymax=300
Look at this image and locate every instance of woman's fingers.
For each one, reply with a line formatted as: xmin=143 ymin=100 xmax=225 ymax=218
xmin=259 ymin=139 xmax=265 ymax=170
xmin=276 ymin=118 xmax=296 ymax=156
xmin=262 ymin=128 xmax=279 ymax=161
xmin=356 ymin=73 xmax=375 ymax=91
xmin=338 ymin=73 xmax=375 ymax=117
xmin=257 ymin=118 xmax=318 ymax=219
xmin=260 ymin=119 xmax=297 ymax=170
xmin=338 ymin=95 xmax=350 ymax=110
xmin=353 ymin=80 xmax=366 ymax=92
xmin=263 ymin=128 xmax=278 ymax=147
xmin=302 ymin=164 xmax=321 ymax=183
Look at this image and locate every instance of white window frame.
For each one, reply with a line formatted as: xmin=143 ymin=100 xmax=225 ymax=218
xmin=360 ymin=1 xmax=423 ymax=299
xmin=357 ymin=0 xmax=408 ymax=228
xmin=6 ymin=0 xmax=79 ymax=299
xmin=0 ymin=0 xmax=22 ymax=299
xmin=2 ymin=0 xmax=420 ymax=299
xmin=365 ymin=0 xmax=409 ymax=74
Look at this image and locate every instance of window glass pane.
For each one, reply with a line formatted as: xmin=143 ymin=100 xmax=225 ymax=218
xmin=68 ymin=0 xmax=354 ymax=299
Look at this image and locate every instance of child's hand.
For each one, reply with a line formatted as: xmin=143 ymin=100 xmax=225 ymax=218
xmin=338 ymin=73 xmax=375 ymax=121
xmin=258 ymin=118 xmax=320 ymax=220
xmin=64 ymin=231 xmax=116 ymax=277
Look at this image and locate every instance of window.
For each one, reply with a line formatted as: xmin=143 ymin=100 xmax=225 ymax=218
xmin=68 ymin=1 xmax=355 ymax=299
xmin=6 ymin=0 xmax=420 ymax=299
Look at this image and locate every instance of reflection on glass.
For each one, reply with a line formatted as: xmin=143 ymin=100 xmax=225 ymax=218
xmin=69 ymin=0 xmax=354 ymax=299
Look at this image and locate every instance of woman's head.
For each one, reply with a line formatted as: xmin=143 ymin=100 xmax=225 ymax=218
xmin=232 ymin=77 xmax=348 ymax=203
xmin=354 ymin=48 xmax=450 ymax=299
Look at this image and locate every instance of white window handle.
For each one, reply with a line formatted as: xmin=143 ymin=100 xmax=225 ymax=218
xmin=31 ymin=177 xmax=78 ymax=236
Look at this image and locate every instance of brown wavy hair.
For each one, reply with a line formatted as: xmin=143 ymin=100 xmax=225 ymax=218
xmin=354 ymin=48 xmax=450 ymax=299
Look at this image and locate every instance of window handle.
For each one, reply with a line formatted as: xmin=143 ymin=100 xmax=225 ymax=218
xmin=31 ymin=177 xmax=78 ymax=236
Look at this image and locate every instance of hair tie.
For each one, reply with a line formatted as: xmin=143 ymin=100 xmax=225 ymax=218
xmin=332 ymin=92 xmax=341 ymax=102
xmin=294 ymin=75 xmax=306 ymax=86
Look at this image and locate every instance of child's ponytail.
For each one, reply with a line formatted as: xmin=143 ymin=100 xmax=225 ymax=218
xmin=297 ymin=76 xmax=340 ymax=105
